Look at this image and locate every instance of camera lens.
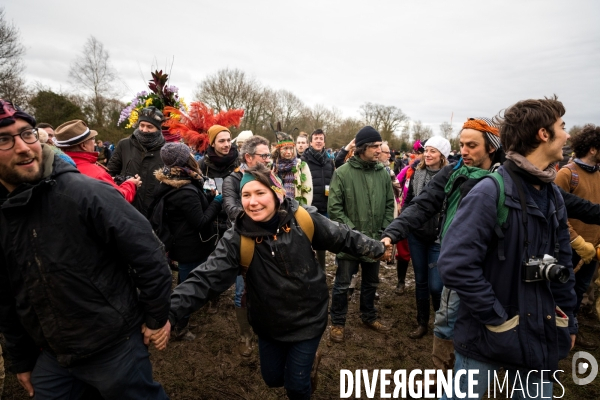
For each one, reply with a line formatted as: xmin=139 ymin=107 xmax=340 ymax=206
xmin=541 ymin=263 xmax=569 ymax=284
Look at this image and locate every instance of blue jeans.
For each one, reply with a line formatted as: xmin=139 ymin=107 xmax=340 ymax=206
xmin=407 ymin=233 xmax=443 ymax=307
xmin=441 ymin=352 xmax=553 ymax=399
xmin=330 ymin=257 xmax=380 ymax=325
xmin=30 ymin=329 xmax=167 ymax=400
xmin=234 ymin=275 xmax=244 ymax=308
xmin=434 ymin=286 xmax=461 ymax=340
xmin=571 ymin=251 xmax=598 ymax=315
xmin=258 ymin=335 xmax=321 ymax=400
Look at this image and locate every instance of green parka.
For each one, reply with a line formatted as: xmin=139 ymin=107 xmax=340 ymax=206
xmin=328 ymin=155 xmax=395 ymax=261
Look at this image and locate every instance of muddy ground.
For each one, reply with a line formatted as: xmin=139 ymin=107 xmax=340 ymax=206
xmin=3 ymin=253 xmax=600 ymax=399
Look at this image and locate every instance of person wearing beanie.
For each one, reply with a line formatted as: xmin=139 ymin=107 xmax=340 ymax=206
xmin=328 ymin=126 xmax=395 ymax=343
xmin=233 ymin=130 xmax=253 ymax=150
xmin=55 ymin=120 xmax=140 ymax=204
xmin=149 ymin=142 xmax=223 ymax=341
xmin=107 ymin=106 xmax=167 ymax=217
xmin=272 ymin=130 xmax=313 ymax=206
xmin=168 ymin=162 xmax=391 ymax=399
xmin=0 ymin=99 xmax=171 ymax=398
xmin=401 ymin=135 xmax=451 ymax=340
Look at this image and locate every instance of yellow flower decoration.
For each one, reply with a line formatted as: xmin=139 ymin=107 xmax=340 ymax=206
xmin=126 ymin=109 xmax=139 ymax=128
xmin=180 ymin=97 xmax=189 ymax=113
xmin=145 ymin=98 xmax=153 ymax=107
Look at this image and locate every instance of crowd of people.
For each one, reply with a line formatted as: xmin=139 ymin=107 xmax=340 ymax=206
xmin=0 ymin=94 xmax=599 ymax=399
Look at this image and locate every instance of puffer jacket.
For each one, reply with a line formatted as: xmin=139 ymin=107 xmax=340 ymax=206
xmin=302 ymin=148 xmax=335 ymax=214
xmin=169 ymin=199 xmax=385 ymax=342
xmin=152 ymin=170 xmax=222 ymax=263
xmin=0 ymin=145 xmax=172 ymax=372
xmin=438 ymin=166 xmax=577 ymax=372
xmin=107 ymin=134 xmax=165 ymax=216
xmin=328 ymin=156 xmax=394 ymax=261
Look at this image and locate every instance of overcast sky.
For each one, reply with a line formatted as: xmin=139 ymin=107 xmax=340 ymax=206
xmin=4 ymin=0 xmax=600 ymax=135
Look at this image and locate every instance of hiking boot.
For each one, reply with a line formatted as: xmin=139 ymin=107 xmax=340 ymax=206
xmin=575 ymin=331 xmax=598 ymax=350
xmin=207 ymin=297 xmax=220 ymax=314
xmin=330 ymin=325 xmax=345 ymax=343
xmin=363 ymin=320 xmax=391 ymax=334
xmin=408 ymin=325 xmax=428 ymax=339
xmin=395 ymin=284 xmax=406 ymax=296
xmin=235 ymin=307 xmax=254 ymax=357
xmin=311 ymin=350 xmax=322 ymax=394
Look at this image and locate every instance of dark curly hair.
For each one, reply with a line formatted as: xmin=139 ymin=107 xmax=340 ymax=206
xmin=571 ymin=124 xmax=600 ymax=159
xmin=496 ymin=95 xmax=565 ymax=156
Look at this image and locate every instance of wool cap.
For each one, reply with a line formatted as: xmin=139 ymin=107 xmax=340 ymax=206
xmin=137 ymin=106 xmax=164 ymax=131
xmin=424 ymin=136 xmax=451 ymax=159
xmin=240 ymin=169 xmax=286 ymax=205
xmin=160 ymin=142 xmax=191 ymax=167
xmin=208 ymin=125 xmax=231 ymax=145
xmin=0 ymin=99 xmax=36 ymax=128
xmin=54 ymin=120 xmax=98 ymax=147
xmin=463 ymin=117 xmax=501 ymax=150
xmin=355 ymin=126 xmax=382 ymax=147
xmin=233 ymin=130 xmax=253 ymax=144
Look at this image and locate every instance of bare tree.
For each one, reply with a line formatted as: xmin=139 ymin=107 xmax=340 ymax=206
xmin=439 ymin=121 xmax=454 ymax=139
xmin=359 ymin=102 xmax=408 ymax=142
xmin=411 ymin=120 xmax=433 ymax=142
xmin=0 ymin=7 xmax=27 ymax=103
xmin=69 ymin=36 xmax=118 ymax=127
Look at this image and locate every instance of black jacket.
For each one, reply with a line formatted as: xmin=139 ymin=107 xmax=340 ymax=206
xmin=169 ymin=200 xmax=385 ymax=342
xmin=383 ymin=160 xmax=600 ymax=243
xmin=0 ymin=147 xmax=172 ymax=372
xmin=222 ymin=169 xmax=243 ymax=221
xmin=302 ymin=149 xmax=335 ymax=214
xmin=152 ymin=171 xmax=222 ymax=263
xmin=107 ymin=134 xmax=165 ymax=217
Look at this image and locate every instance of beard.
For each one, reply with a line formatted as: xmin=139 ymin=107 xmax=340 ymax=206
xmin=0 ymin=152 xmax=44 ymax=189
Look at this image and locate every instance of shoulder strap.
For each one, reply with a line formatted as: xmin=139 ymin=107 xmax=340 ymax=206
xmin=488 ymin=172 xmax=508 ymax=227
xmin=564 ymin=163 xmax=579 ymax=192
xmin=239 ymin=206 xmax=315 ymax=270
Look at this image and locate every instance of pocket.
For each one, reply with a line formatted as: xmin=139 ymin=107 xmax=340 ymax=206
xmin=555 ymin=306 xmax=571 ymax=360
xmin=479 ymin=315 xmax=523 ymax=365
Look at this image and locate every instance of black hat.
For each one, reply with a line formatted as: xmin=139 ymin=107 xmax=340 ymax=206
xmin=355 ymin=126 xmax=382 ymax=147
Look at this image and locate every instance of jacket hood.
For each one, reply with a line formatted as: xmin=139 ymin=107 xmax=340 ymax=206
xmin=153 ymin=169 xmax=191 ymax=189
xmin=347 ymin=155 xmax=383 ymax=171
xmin=234 ymin=198 xmax=298 ymax=238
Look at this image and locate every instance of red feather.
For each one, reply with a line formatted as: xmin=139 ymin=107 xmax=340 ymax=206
xmin=178 ymin=102 xmax=244 ymax=152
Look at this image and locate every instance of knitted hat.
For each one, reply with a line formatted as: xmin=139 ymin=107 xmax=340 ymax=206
xmin=54 ymin=120 xmax=98 ymax=147
xmin=37 ymin=127 xmax=49 ymax=144
xmin=355 ymin=126 xmax=382 ymax=147
xmin=413 ymin=140 xmax=425 ymax=154
xmin=207 ymin=125 xmax=231 ymax=145
xmin=424 ymin=136 xmax=451 ymax=159
xmin=462 ymin=117 xmax=501 ymax=150
xmin=240 ymin=169 xmax=286 ymax=205
xmin=160 ymin=142 xmax=191 ymax=167
xmin=0 ymin=99 xmax=36 ymax=128
xmin=137 ymin=106 xmax=164 ymax=131
xmin=233 ymin=130 xmax=253 ymax=144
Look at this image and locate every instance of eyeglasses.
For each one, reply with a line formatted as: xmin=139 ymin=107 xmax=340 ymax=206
xmin=0 ymin=128 xmax=39 ymax=151
xmin=254 ymin=153 xmax=272 ymax=160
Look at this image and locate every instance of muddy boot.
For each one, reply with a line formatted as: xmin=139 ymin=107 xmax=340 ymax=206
xmin=431 ymin=335 xmax=455 ymax=373
xmin=235 ymin=307 xmax=254 ymax=357
xmin=408 ymin=299 xmax=430 ymax=339
xmin=395 ymin=259 xmax=409 ymax=295
xmin=311 ymin=349 xmax=322 ymax=394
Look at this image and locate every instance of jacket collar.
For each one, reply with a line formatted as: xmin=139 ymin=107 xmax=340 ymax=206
xmin=65 ymin=151 xmax=99 ymax=165
xmin=348 ymin=155 xmax=382 ymax=170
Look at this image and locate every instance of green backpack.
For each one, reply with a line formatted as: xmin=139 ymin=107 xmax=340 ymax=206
xmin=439 ymin=164 xmax=509 ymax=260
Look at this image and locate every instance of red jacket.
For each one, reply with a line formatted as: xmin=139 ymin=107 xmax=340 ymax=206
xmin=66 ymin=151 xmax=137 ymax=203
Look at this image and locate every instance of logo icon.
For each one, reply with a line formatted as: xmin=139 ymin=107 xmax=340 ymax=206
xmin=572 ymin=351 xmax=598 ymax=385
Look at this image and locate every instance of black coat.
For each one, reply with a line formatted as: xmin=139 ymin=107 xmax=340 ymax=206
xmin=0 ymin=149 xmax=172 ymax=372
xmin=169 ymin=200 xmax=385 ymax=342
xmin=107 ymin=134 xmax=165 ymax=217
xmin=152 ymin=172 xmax=222 ymax=263
xmin=222 ymin=169 xmax=243 ymax=221
xmin=302 ymin=149 xmax=335 ymax=214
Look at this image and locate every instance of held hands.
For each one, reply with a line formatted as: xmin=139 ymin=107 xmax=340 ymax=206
xmin=378 ymin=237 xmax=393 ymax=262
xmin=571 ymin=236 xmax=596 ymax=264
xmin=141 ymin=321 xmax=171 ymax=351
xmin=126 ymin=174 xmax=142 ymax=188
xmin=17 ymin=371 xmax=34 ymax=397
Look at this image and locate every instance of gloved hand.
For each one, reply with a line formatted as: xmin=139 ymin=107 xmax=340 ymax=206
xmin=571 ymin=236 xmax=596 ymax=264
xmin=213 ymin=194 xmax=223 ymax=204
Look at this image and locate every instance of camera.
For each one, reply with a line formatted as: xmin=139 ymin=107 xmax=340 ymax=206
xmin=522 ymin=254 xmax=569 ymax=283
xmin=114 ymin=175 xmax=133 ymax=186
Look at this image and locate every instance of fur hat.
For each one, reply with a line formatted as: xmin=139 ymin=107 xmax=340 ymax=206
xmin=207 ymin=125 xmax=231 ymax=145
xmin=55 ymin=120 xmax=98 ymax=147
xmin=424 ymin=136 xmax=451 ymax=159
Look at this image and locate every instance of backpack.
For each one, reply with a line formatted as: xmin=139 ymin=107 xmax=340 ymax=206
xmin=562 ymin=163 xmax=579 ymax=192
xmin=149 ymin=185 xmax=198 ymax=252
xmin=439 ymin=163 xmax=509 ymax=260
xmin=239 ymin=206 xmax=315 ymax=270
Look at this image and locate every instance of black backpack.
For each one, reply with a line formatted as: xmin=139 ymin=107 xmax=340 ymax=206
xmin=149 ymin=186 xmax=197 ymax=252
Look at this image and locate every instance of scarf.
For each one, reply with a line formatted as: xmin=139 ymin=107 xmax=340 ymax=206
xmin=206 ymin=145 xmax=239 ymax=169
xmin=574 ymin=158 xmax=600 ymax=173
xmin=412 ymin=167 xmax=440 ymax=197
xmin=275 ymin=158 xmax=297 ymax=199
xmin=133 ymin=128 xmax=165 ymax=150
xmin=504 ymin=151 xmax=557 ymax=184
xmin=305 ymin=146 xmax=327 ymax=165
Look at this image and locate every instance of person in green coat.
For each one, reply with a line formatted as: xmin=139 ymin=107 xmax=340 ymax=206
xmin=327 ymin=126 xmax=395 ymax=343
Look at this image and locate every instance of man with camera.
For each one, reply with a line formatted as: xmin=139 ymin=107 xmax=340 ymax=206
xmin=438 ymin=96 xmax=577 ymax=399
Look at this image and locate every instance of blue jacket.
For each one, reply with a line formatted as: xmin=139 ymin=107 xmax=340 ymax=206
xmin=438 ymin=166 xmax=577 ymax=371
